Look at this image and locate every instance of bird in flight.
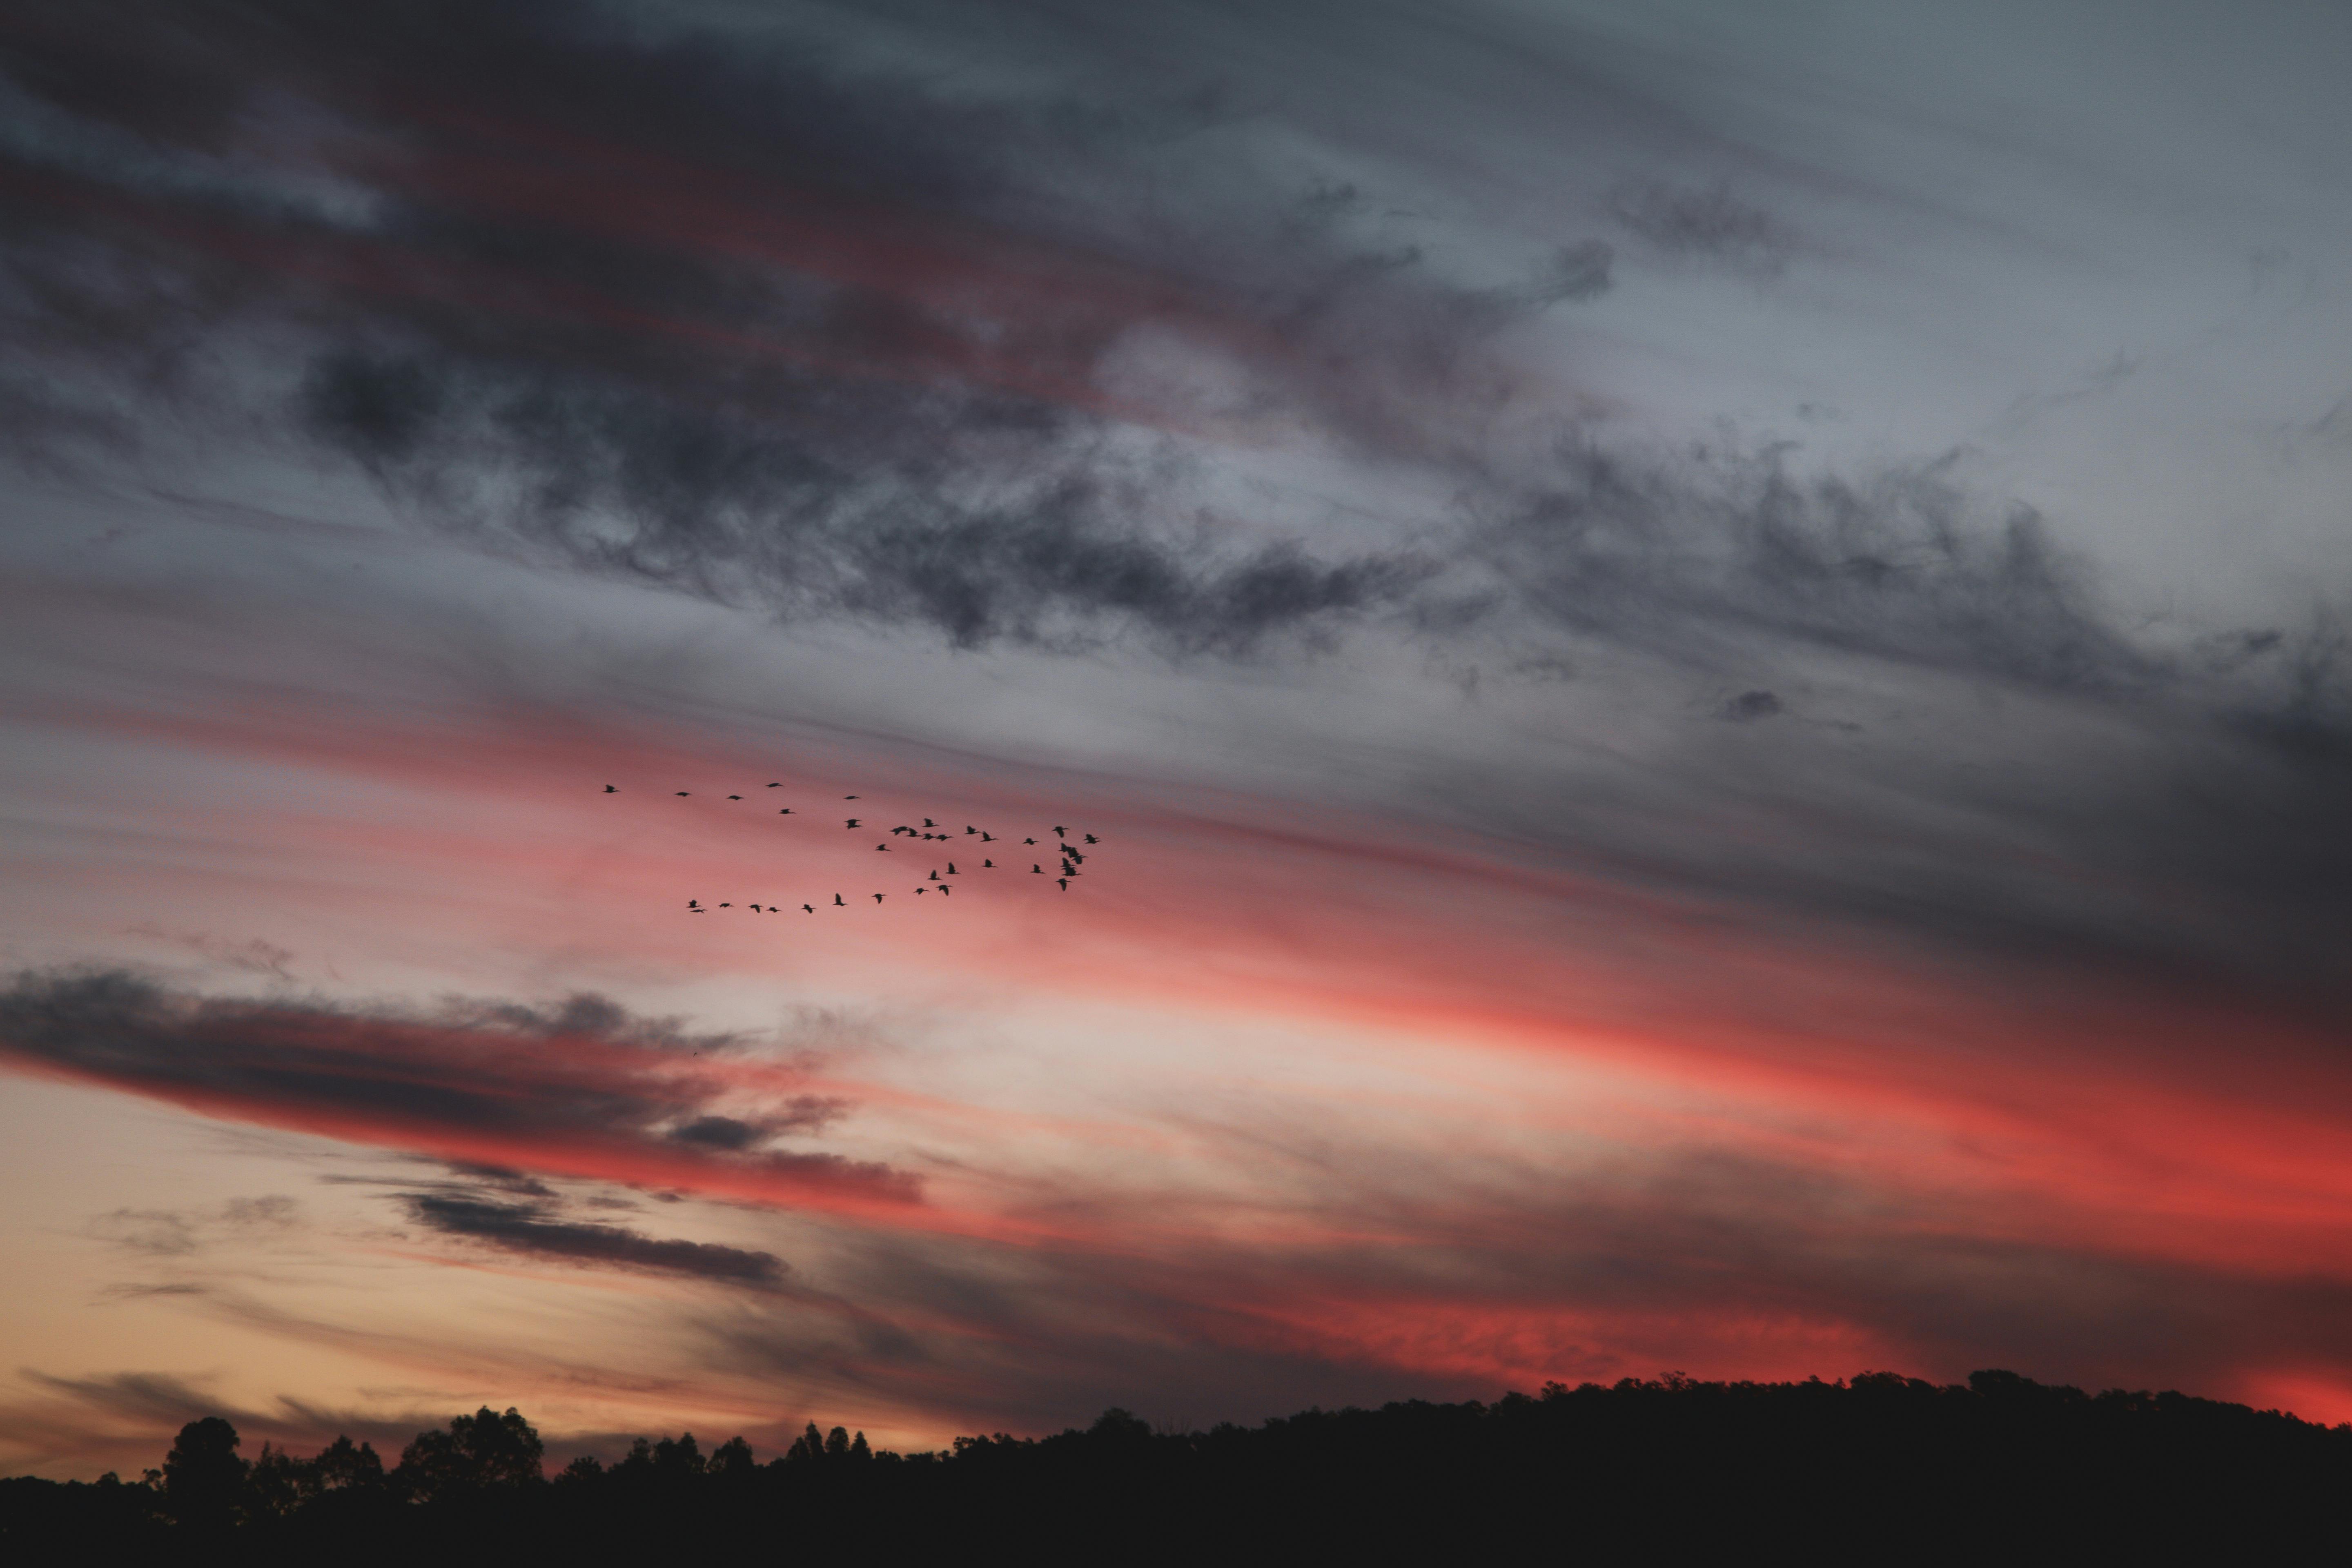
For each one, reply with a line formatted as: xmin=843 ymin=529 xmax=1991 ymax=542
xmin=845 ymin=795 xmax=859 ymax=800
xmin=604 ymin=785 xmax=617 ymax=793
xmin=846 ymin=818 xmax=862 ymax=828
xmin=876 ymin=843 xmax=889 ymax=851
xmin=677 ymin=791 xmax=690 ymax=797
xmin=833 ymin=894 xmax=845 ymax=906
xmin=873 ymin=893 xmax=886 ymax=903
xmin=1031 ymin=864 xmax=1043 ymax=874
xmin=981 ymin=831 xmax=995 ymax=842
xmin=1053 ymin=825 xmax=1066 ymax=836
xmin=982 ymin=858 xmax=994 ymax=868
xmin=1057 ymin=878 xmax=1069 ymax=891
xmin=929 ymin=870 xmax=940 ymax=881
xmin=802 ymin=903 xmax=814 ymax=913
xmin=780 ymin=808 xmax=793 ymax=814
xmin=688 ymin=899 xmax=701 ymax=909
xmin=767 ymin=782 xmax=782 ymax=788
xmin=939 ymin=884 xmax=952 ymax=896
xmin=1084 ymin=833 xmax=1099 ymax=844
xmin=1024 ymin=837 xmax=1037 ymax=846
xmin=728 ymin=794 xmax=742 ymax=800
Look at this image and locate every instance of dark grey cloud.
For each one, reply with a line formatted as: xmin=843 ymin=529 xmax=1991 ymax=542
xmin=401 ymin=1192 xmax=788 ymax=1290
xmin=1 ymin=0 xmax=2348 ymax=1018
xmin=1609 ymin=178 xmax=1799 ymax=277
xmin=0 ymin=967 xmax=916 ymax=1203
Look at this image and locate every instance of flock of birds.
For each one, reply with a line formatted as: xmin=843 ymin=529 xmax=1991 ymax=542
xmin=600 ymin=782 xmax=1103 ymax=913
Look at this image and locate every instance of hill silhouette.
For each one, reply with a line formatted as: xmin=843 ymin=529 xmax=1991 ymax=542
xmin=7 ymin=1370 xmax=2349 ymax=1563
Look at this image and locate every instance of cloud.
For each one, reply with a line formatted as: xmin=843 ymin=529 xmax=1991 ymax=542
xmin=1608 ymin=179 xmax=1799 ymax=277
xmin=399 ymin=1192 xmax=789 ymax=1290
xmin=0 ymin=968 xmax=920 ymax=1210
xmin=1718 ymin=689 xmax=1782 ymax=722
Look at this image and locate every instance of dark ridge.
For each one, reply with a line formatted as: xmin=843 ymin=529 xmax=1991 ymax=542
xmin=7 ymin=1370 xmax=2350 ymax=1563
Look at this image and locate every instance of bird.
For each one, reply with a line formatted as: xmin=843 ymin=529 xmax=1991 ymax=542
xmin=719 ymin=902 xmax=731 ymax=907
xmin=1031 ymin=864 xmax=1043 ymax=874
xmin=1057 ymin=878 xmax=1069 ymax=891
xmin=939 ymin=884 xmax=951 ymax=896
xmin=846 ymin=818 xmax=861 ymax=828
xmin=1024 ymin=837 xmax=1037 ymax=846
xmin=924 ymin=818 xmax=936 ymax=828
xmin=677 ymin=791 xmax=690 ymax=797
xmin=604 ymin=785 xmax=617 ymax=793
xmin=1084 ymin=833 xmax=1098 ymax=844
xmin=929 ymin=870 xmax=940 ymax=881
xmin=873 ymin=893 xmax=885 ymax=903
xmin=688 ymin=900 xmax=701 ymax=909
xmin=982 ymin=859 xmax=994 ymax=868
xmin=802 ymin=903 xmax=814 ymax=913
xmin=981 ymin=832 xmax=995 ymax=842
xmin=845 ymin=795 xmax=859 ymax=800
xmin=728 ymin=794 xmax=742 ymax=800
xmin=915 ymin=886 xmax=927 ymax=895
xmin=750 ymin=904 xmax=762 ymax=912
xmin=780 ymin=808 xmax=793 ymax=814
xmin=876 ymin=843 xmax=889 ymax=851
xmin=1053 ymin=825 xmax=1066 ymax=836
xmin=833 ymin=894 xmax=845 ymax=906
xmin=964 ymin=826 xmax=976 ymax=835
xmin=767 ymin=782 xmax=782 ymax=788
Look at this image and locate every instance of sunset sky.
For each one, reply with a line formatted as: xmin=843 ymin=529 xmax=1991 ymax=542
xmin=4 ymin=0 xmax=2352 ymax=1478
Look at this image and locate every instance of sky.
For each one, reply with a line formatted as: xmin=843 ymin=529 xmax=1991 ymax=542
xmin=2 ymin=0 xmax=2350 ymax=1478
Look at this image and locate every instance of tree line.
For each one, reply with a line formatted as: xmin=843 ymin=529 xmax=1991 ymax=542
xmin=8 ymin=1369 xmax=2352 ymax=1562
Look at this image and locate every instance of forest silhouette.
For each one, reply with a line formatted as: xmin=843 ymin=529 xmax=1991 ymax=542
xmin=7 ymin=1370 xmax=2350 ymax=1562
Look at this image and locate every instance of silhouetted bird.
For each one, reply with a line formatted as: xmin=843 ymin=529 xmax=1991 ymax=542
xmin=982 ymin=832 xmax=995 ymax=842
xmin=929 ymin=871 xmax=940 ymax=881
xmin=768 ymin=782 xmax=782 ymax=788
xmin=876 ymin=843 xmax=889 ymax=851
xmin=939 ymin=884 xmax=951 ymax=895
xmin=924 ymin=818 xmax=936 ymax=828
xmin=965 ymin=826 xmax=976 ymax=835
xmin=677 ymin=791 xmax=690 ymax=796
xmin=1053 ymin=825 xmax=1066 ymax=835
xmin=874 ymin=893 xmax=885 ymax=903
xmin=802 ymin=904 xmax=813 ymax=913
xmin=604 ymin=785 xmax=616 ymax=793
xmin=983 ymin=859 xmax=994 ymax=868
xmin=1057 ymin=878 xmax=1069 ymax=890
xmin=728 ymin=795 xmax=742 ymax=800
xmin=947 ymin=862 xmax=958 ymax=874
xmin=1032 ymin=864 xmax=1043 ymax=874
xmin=833 ymin=894 xmax=845 ymax=906
xmin=1085 ymin=834 xmax=1098 ymax=844
xmin=846 ymin=818 xmax=861 ymax=828
xmin=1024 ymin=837 xmax=1037 ymax=845
xmin=780 ymin=808 xmax=793 ymax=814
xmin=719 ymin=902 xmax=731 ymax=907
xmin=750 ymin=904 xmax=762 ymax=911
xmin=688 ymin=900 xmax=701 ymax=909
xmin=845 ymin=795 xmax=859 ymax=799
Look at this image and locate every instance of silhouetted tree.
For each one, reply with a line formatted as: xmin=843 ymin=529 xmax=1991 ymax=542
xmin=397 ymin=1407 xmax=543 ymax=1501
xmin=310 ymin=1434 xmax=385 ymax=1493
xmin=163 ymin=1416 xmax=248 ymax=1530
